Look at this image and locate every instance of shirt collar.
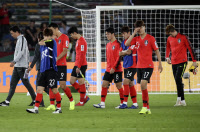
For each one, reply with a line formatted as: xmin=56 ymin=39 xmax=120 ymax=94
xmin=17 ymin=34 xmax=23 ymax=39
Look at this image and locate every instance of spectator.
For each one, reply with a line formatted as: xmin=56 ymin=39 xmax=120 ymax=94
xmin=24 ymin=20 xmax=37 ymax=48
xmin=0 ymin=3 xmax=12 ymax=40
xmin=59 ymin=20 xmax=70 ymax=35
xmin=40 ymin=22 xmax=48 ymax=32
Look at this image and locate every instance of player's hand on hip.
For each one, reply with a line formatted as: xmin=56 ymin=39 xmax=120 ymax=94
xmin=166 ymin=58 xmax=171 ymax=64
xmin=76 ymin=68 xmax=80 ymax=74
xmin=10 ymin=62 xmax=15 ymax=67
xmin=192 ymin=62 xmax=198 ymax=68
xmin=110 ymin=68 xmax=115 ymax=74
xmin=158 ymin=64 xmax=163 ymax=73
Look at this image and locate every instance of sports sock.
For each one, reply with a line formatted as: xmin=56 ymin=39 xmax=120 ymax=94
xmin=72 ymin=82 xmax=80 ymax=93
xmin=64 ymin=87 xmax=73 ymax=102
xmin=130 ymin=85 xmax=137 ymax=103
xmin=35 ymin=93 xmax=43 ymax=108
xmin=123 ymin=85 xmax=129 ymax=104
xmin=79 ymin=84 xmax=86 ymax=103
xmin=55 ymin=92 xmax=61 ymax=108
xmin=49 ymin=88 xmax=55 ymax=105
xmin=118 ymin=88 xmax=124 ymax=104
xmin=101 ymin=87 xmax=108 ymax=102
xmin=142 ymin=89 xmax=149 ymax=108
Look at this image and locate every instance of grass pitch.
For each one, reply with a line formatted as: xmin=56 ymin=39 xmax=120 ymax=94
xmin=0 ymin=93 xmax=200 ymax=132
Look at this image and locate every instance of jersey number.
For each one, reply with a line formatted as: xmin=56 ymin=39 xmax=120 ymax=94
xmin=49 ymin=79 xmax=55 ymax=87
xmin=144 ymin=72 xmax=149 ymax=78
xmin=127 ymin=71 xmax=132 ymax=77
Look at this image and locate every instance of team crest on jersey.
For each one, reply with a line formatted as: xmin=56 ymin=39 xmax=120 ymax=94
xmin=178 ymin=39 xmax=181 ymax=43
xmin=112 ymin=45 xmax=115 ymax=50
xmin=144 ymin=40 xmax=148 ymax=46
xmin=58 ymin=40 xmax=61 ymax=44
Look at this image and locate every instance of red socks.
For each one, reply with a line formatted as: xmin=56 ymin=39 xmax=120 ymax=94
xmin=118 ymin=88 xmax=124 ymax=104
xmin=35 ymin=93 xmax=43 ymax=107
xmin=49 ymin=88 xmax=56 ymax=105
xmin=72 ymin=82 xmax=80 ymax=93
xmin=123 ymin=85 xmax=129 ymax=102
xmin=101 ymin=87 xmax=107 ymax=102
xmin=64 ymin=87 xmax=74 ymax=101
xmin=54 ymin=92 xmax=61 ymax=108
xmin=79 ymin=84 xmax=86 ymax=102
xmin=142 ymin=89 xmax=149 ymax=108
xmin=130 ymin=85 xmax=137 ymax=103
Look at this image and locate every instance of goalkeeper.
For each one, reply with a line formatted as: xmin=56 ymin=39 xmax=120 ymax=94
xmin=165 ymin=24 xmax=197 ymax=107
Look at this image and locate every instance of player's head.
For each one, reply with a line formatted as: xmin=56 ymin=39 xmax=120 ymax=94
xmin=134 ymin=20 xmax=145 ymax=35
xmin=10 ymin=26 xmax=21 ymax=39
xmin=43 ymin=28 xmax=53 ymax=39
xmin=166 ymin=24 xmax=177 ymax=37
xmin=121 ymin=26 xmax=131 ymax=40
xmin=61 ymin=20 xmax=67 ymax=27
xmin=48 ymin=23 xmax=59 ymax=35
xmin=105 ymin=27 xmax=115 ymax=41
xmin=68 ymin=26 xmax=78 ymax=39
xmin=37 ymin=32 xmax=44 ymax=41
xmin=2 ymin=3 xmax=7 ymax=9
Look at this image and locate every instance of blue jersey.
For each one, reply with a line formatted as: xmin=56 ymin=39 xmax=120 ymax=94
xmin=121 ymin=40 xmax=134 ymax=68
xmin=40 ymin=39 xmax=57 ymax=73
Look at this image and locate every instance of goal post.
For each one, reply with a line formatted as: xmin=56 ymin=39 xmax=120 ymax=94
xmin=81 ymin=5 xmax=200 ymax=95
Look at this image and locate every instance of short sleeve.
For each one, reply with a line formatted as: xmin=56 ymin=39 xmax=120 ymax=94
xmin=63 ymin=36 xmax=69 ymax=49
xmin=130 ymin=37 xmax=136 ymax=45
xmin=151 ymin=37 xmax=159 ymax=51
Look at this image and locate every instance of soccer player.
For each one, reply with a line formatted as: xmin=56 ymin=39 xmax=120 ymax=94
xmin=125 ymin=20 xmax=163 ymax=114
xmin=93 ymin=27 xmax=124 ymax=109
xmin=0 ymin=26 xmax=36 ymax=107
xmin=26 ymin=28 xmax=62 ymax=114
xmin=165 ymin=24 xmax=197 ymax=106
xmin=118 ymin=26 xmax=138 ymax=109
xmin=68 ymin=26 xmax=90 ymax=106
xmin=47 ymin=23 xmax=75 ymax=111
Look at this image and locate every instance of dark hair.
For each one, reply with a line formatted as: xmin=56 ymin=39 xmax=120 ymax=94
xmin=37 ymin=32 xmax=44 ymax=41
xmin=61 ymin=20 xmax=66 ymax=26
xmin=10 ymin=26 xmax=21 ymax=33
xmin=40 ymin=22 xmax=48 ymax=30
xmin=68 ymin=26 xmax=78 ymax=34
xmin=134 ymin=20 xmax=145 ymax=28
xmin=43 ymin=28 xmax=53 ymax=36
xmin=48 ymin=23 xmax=58 ymax=29
xmin=105 ymin=27 xmax=114 ymax=34
xmin=121 ymin=26 xmax=130 ymax=33
xmin=166 ymin=24 xmax=175 ymax=35
xmin=30 ymin=20 xmax=35 ymax=23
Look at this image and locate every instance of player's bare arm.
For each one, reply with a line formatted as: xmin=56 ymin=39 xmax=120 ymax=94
xmin=125 ymin=28 xmax=140 ymax=46
xmin=56 ymin=48 xmax=68 ymax=61
xmin=119 ymin=49 xmax=132 ymax=56
xmin=155 ymin=49 xmax=163 ymax=73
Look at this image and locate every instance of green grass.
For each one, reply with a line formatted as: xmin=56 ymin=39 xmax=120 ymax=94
xmin=0 ymin=93 xmax=200 ymax=132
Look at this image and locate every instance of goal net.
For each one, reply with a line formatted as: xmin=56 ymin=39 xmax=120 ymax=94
xmin=52 ymin=1 xmax=200 ymax=95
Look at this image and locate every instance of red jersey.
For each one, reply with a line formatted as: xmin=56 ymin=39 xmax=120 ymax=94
xmin=0 ymin=8 xmax=9 ymax=24
xmin=130 ymin=34 xmax=158 ymax=68
xmin=166 ymin=33 xmax=196 ymax=65
xmin=55 ymin=34 xmax=69 ymax=66
xmin=75 ymin=36 xmax=87 ymax=68
xmin=106 ymin=40 xmax=122 ymax=72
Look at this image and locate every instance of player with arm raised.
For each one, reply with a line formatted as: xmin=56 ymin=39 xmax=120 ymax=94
xmin=26 ymin=28 xmax=62 ymax=114
xmin=68 ymin=26 xmax=90 ymax=106
xmin=47 ymin=23 xmax=75 ymax=111
xmin=165 ymin=24 xmax=197 ymax=106
xmin=118 ymin=26 xmax=138 ymax=109
xmin=126 ymin=20 xmax=163 ymax=114
xmin=93 ymin=27 xmax=124 ymax=109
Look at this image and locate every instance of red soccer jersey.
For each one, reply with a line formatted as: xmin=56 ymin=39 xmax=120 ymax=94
xmin=106 ymin=40 xmax=122 ymax=72
xmin=130 ymin=34 xmax=159 ymax=68
xmin=166 ymin=33 xmax=196 ymax=65
xmin=0 ymin=8 xmax=9 ymax=24
xmin=75 ymin=36 xmax=87 ymax=68
xmin=55 ymin=34 xmax=69 ymax=66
